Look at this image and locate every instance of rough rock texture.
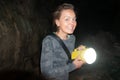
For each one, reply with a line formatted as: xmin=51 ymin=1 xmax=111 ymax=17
xmin=0 ymin=0 xmax=47 ymax=79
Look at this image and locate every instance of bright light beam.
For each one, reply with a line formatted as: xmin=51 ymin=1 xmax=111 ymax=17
xmin=84 ymin=48 xmax=96 ymax=64
xmin=71 ymin=47 xmax=97 ymax=64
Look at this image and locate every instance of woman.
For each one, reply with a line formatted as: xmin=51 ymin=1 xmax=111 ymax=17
xmin=40 ymin=3 xmax=85 ymax=80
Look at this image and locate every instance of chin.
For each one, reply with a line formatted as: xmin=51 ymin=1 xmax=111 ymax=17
xmin=66 ymin=30 xmax=75 ymax=34
xmin=68 ymin=32 xmax=74 ymax=34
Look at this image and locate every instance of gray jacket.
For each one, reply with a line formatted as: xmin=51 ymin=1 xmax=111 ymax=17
xmin=40 ymin=34 xmax=76 ymax=80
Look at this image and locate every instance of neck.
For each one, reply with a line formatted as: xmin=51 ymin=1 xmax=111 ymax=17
xmin=55 ymin=32 xmax=68 ymax=40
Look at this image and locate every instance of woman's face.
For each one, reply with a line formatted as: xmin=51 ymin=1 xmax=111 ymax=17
xmin=55 ymin=9 xmax=77 ymax=35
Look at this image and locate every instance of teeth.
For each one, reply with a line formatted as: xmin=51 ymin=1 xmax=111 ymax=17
xmin=68 ymin=27 xmax=73 ymax=30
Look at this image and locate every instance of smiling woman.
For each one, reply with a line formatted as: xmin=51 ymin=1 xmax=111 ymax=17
xmin=55 ymin=9 xmax=77 ymax=40
xmin=40 ymin=3 xmax=85 ymax=80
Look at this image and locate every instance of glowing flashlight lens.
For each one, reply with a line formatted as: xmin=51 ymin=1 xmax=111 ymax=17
xmin=84 ymin=48 xmax=96 ymax=64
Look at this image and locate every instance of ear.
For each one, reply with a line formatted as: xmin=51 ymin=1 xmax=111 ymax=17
xmin=55 ymin=19 xmax=60 ymax=27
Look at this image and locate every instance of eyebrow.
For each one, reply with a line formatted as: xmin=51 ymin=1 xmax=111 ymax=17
xmin=64 ymin=16 xmax=76 ymax=19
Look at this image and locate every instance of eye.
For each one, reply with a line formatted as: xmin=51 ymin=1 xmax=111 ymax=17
xmin=72 ymin=17 xmax=76 ymax=21
xmin=65 ymin=18 xmax=69 ymax=21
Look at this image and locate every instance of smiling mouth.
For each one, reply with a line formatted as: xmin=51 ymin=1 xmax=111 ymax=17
xmin=68 ymin=26 xmax=74 ymax=30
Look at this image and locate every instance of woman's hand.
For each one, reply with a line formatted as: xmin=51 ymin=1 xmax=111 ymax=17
xmin=73 ymin=55 xmax=85 ymax=69
xmin=73 ymin=45 xmax=86 ymax=69
xmin=77 ymin=45 xmax=86 ymax=50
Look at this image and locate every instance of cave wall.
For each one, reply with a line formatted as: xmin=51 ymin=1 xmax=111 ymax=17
xmin=0 ymin=0 xmax=47 ymax=76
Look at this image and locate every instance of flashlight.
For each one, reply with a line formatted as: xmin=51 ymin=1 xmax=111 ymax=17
xmin=71 ymin=47 xmax=97 ymax=64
